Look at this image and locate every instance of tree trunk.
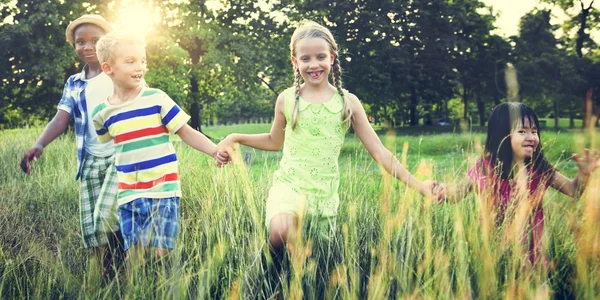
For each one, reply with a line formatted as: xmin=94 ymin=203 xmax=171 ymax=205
xmin=462 ymin=87 xmax=470 ymax=120
xmin=410 ymin=86 xmax=419 ymax=126
xmin=576 ymin=2 xmax=594 ymax=128
xmin=189 ymin=72 xmax=203 ymax=132
xmin=575 ymin=1 xmax=592 ymax=58
xmin=476 ymin=93 xmax=486 ymax=126
xmin=424 ymin=103 xmax=432 ymax=126
xmin=569 ymin=103 xmax=575 ymax=129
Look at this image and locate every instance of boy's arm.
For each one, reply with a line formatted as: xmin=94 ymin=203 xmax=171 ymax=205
xmin=21 ymin=110 xmax=70 ymax=174
xmin=219 ymin=93 xmax=286 ymax=152
xmin=349 ymin=93 xmax=435 ymax=197
xmin=176 ymin=124 xmax=218 ymax=157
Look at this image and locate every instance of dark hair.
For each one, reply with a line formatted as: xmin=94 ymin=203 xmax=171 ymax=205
xmin=483 ymin=102 xmax=554 ymax=180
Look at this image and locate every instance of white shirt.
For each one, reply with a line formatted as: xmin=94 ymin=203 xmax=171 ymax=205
xmin=84 ymin=72 xmax=115 ymax=157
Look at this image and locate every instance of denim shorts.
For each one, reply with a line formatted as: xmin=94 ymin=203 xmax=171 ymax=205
xmin=118 ymin=197 xmax=180 ymax=251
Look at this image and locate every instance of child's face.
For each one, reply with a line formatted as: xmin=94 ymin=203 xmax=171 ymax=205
xmin=292 ymin=37 xmax=335 ymax=86
xmin=73 ymin=24 xmax=105 ymax=66
xmin=510 ymin=117 xmax=539 ymax=163
xmin=104 ymin=43 xmax=146 ymax=89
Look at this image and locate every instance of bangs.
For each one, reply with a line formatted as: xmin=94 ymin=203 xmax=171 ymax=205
xmin=509 ymin=104 xmax=539 ymax=130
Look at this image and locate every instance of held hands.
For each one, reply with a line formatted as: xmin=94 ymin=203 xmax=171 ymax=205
xmin=433 ymin=183 xmax=448 ymax=204
xmin=573 ymin=148 xmax=600 ymax=175
xmin=213 ymin=150 xmax=230 ymax=167
xmin=420 ymin=180 xmax=446 ymax=203
xmin=20 ymin=144 xmax=43 ymax=175
xmin=214 ymin=135 xmax=236 ymax=167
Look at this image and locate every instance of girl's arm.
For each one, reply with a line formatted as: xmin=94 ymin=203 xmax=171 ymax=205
xmin=438 ymin=178 xmax=474 ymax=204
xmin=349 ymin=94 xmax=436 ymax=197
xmin=219 ymin=93 xmax=287 ymax=152
xmin=176 ymin=124 xmax=219 ymax=158
xmin=550 ymin=149 xmax=600 ymax=198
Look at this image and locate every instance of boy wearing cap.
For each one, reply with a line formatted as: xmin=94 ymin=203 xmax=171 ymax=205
xmin=20 ymin=14 xmax=124 ymax=282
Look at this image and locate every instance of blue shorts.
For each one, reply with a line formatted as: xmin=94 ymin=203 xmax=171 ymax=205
xmin=118 ymin=197 xmax=180 ymax=251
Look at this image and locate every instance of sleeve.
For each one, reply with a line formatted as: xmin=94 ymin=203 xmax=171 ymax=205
xmin=91 ymin=105 xmax=113 ymax=143
xmin=56 ymin=78 xmax=75 ymax=116
xmin=467 ymin=159 xmax=486 ymax=192
xmin=159 ymin=94 xmax=191 ymax=134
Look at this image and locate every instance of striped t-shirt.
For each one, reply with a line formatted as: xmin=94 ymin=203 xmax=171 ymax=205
xmin=92 ymin=88 xmax=190 ymax=205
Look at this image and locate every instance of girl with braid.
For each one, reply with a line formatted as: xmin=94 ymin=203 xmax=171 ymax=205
xmin=218 ymin=20 xmax=438 ymax=287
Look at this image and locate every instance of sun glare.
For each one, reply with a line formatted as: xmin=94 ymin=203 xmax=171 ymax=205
xmin=114 ymin=2 xmax=160 ymax=37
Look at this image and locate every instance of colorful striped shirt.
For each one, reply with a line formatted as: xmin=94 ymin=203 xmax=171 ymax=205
xmin=91 ymin=88 xmax=190 ymax=205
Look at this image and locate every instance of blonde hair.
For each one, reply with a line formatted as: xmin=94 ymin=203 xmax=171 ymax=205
xmin=289 ymin=20 xmax=353 ymax=130
xmin=96 ymin=31 xmax=146 ymax=64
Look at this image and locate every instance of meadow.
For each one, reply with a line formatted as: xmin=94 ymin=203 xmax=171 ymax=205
xmin=0 ymin=123 xmax=599 ymax=299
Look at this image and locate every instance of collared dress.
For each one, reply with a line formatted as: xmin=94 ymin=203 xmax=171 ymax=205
xmin=265 ymin=87 xmax=348 ymax=226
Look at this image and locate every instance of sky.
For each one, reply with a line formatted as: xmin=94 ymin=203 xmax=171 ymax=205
xmin=483 ymin=0 xmax=552 ymax=37
xmin=483 ymin=0 xmax=599 ymax=39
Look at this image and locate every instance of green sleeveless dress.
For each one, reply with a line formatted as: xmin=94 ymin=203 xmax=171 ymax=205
xmin=265 ymin=87 xmax=347 ymax=226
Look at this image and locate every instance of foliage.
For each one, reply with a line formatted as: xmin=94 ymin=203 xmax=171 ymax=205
xmin=1 ymin=0 xmax=600 ymax=129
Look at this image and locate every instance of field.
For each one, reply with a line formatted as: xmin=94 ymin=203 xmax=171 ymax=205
xmin=0 ymin=123 xmax=599 ymax=299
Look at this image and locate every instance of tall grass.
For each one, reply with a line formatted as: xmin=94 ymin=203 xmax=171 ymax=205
xmin=0 ymin=125 xmax=598 ymax=299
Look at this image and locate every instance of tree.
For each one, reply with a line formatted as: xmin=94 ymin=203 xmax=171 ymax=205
xmin=513 ymin=9 xmax=566 ymax=129
xmin=539 ymin=0 xmax=599 ymax=127
xmin=0 ymin=0 xmax=109 ymax=127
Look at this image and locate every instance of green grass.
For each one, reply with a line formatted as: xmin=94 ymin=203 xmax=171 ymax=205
xmin=1 ymin=125 xmax=600 ymax=298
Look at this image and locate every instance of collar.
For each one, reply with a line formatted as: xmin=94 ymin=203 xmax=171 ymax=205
xmin=72 ymin=65 xmax=89 ymax=82
xmin=297 ymin=92 xmax=343 ymax=113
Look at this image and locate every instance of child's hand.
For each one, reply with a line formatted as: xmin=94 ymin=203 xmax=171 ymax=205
xmin=573 ymin=148 xmax=600 ymax=175
xmin=433 ymin=183 xmax=447 ymax=204
xmin=21 ymin=145 xmax=43 ymax=175
xmin=213 ymin=151 xmax=230 ymax=167
xmin=420 ymin=180 xmax=438 ymax=200
xmin=215 ymin=135 xmax=237 ymax=166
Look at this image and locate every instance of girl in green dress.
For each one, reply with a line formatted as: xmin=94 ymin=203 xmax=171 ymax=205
xmin=218 ymin=19 xmax=439 ymax=278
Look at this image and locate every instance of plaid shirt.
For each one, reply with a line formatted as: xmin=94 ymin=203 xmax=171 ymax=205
xmin=57 ymin=67 xmax=113 ymax=180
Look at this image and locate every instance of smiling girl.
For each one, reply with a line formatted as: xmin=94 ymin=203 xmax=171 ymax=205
xmin=439 ymin=102 xmax=600 ymax=267
xmin=217 ymin=20 xmax=439 ymax=295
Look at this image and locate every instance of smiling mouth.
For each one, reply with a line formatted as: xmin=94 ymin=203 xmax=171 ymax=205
xmin=308 ymin=71 xmax=323 ymax=78
xmin=132 ymin=74 xmax=143 ymax=79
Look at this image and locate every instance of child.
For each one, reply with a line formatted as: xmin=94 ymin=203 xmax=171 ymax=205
xmin=20 ymin=14 xmax=124 ymax=282
xmin=217 ymin=20 xmax=438 ymax=291
xmin=91 ymin=31 xmax=228 ymax=271
xmin=439 ymin=102 xmax=600 ymax=266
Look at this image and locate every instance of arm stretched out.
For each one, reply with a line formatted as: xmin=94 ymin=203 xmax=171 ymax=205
xmin=348 ymin=93 xmax=437 ymax=198
xmin=21 ymin=110 xmax=70 ymax=174
xmin=550 ymin=149 xmax=600 ymax=198
xmin=176 ymin=124 xmax=230 ymax=165
xmin=218 ymin=93 xmax=287 ymax=153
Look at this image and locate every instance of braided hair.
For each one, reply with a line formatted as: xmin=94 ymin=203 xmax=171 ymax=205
xmin=289 ymin=20 xmax=353 ymax=130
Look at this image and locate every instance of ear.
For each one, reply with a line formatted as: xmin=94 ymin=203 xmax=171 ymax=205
xmin=101 ymin=61 xmax=112 ymax=75
xmin=291 ymin=56 xmax=298 ymax=69
xmin=330 ymin=54 xmax=336 ymax=66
